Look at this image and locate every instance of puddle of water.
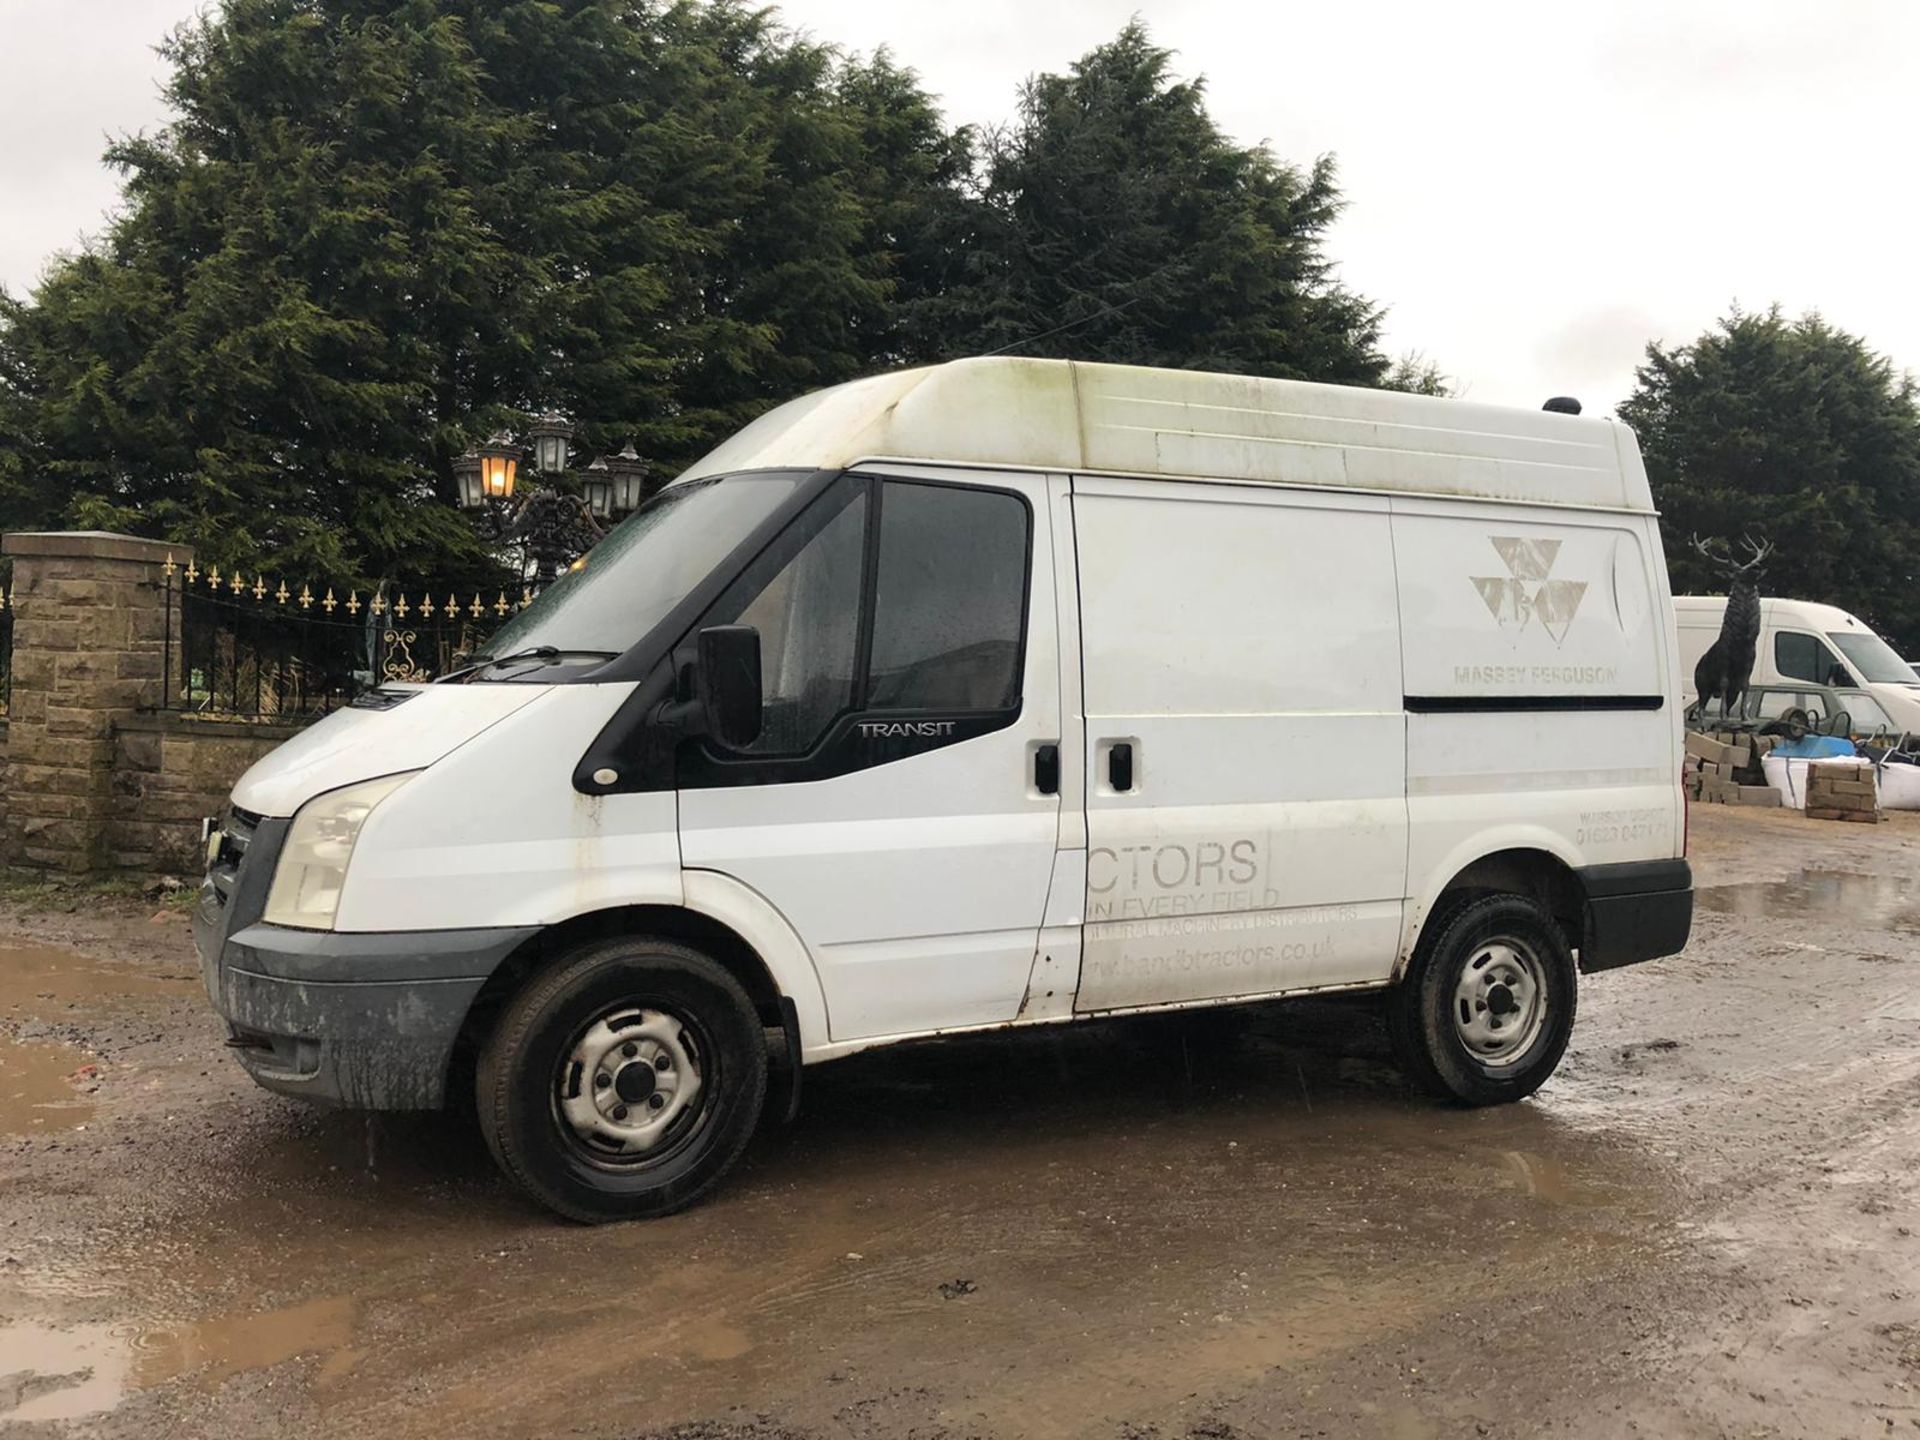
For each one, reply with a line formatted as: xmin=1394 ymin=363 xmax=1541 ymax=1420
xmin=0 ymin=939 xmax=196 ymax=1019
xmin=1491 ymin=1148 xmax=1613 ymax=1205
xmin=0 ymin=1035 xmax=97 ymax=1135
xmin=0 ymin=1298 xmax=358 ymax=1423
xmin=0 ymin=1322 xmax=131 ymax=1422
xmin=1695 ymin=871 xmax=1920 ymax=930
xmin=134 ymin=1296 xmax=358 ymax=1391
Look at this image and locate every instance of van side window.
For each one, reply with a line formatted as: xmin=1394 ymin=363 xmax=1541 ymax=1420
xmin=866 ymin=481 xmax=1028 ymax=712
xmin=1775 ymin=632 xmax=1852 ymax=687
xmin=716 ymin=480 xmax=869 ymax=755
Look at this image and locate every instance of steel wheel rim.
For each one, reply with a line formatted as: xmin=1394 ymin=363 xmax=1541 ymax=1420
xmin=553 ymin=1004 xmax=713 ymax=1169
xmin=1451 ymin=937 xmax=1548 ymax=1067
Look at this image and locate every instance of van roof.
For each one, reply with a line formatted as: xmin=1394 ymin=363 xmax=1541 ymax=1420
xmin=1674 ymin=595 xmax=1877 ymax=631
xmin=677 ymin=357 xmax=1654 ymax=513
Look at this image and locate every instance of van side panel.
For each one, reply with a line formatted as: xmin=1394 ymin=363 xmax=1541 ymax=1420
xmin=1071 ymin=476 xmax=1407 ymax=1011
xmin=1392 ymin=500 xmax=1683 ymax=958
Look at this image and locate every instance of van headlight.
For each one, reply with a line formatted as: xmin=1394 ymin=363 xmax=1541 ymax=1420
xmin=264 ymin=773 xmax=418 ymax=930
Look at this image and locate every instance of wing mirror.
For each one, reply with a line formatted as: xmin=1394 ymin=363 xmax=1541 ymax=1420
xmin=696 ymin=625 xmax=763 ymax=750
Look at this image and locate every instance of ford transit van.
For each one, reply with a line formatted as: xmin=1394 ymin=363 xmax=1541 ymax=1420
xmin=1675 ymin=595 xmax=1920 ymax=736
xmin=193 ymin=358 xmax=1694 ymax=1221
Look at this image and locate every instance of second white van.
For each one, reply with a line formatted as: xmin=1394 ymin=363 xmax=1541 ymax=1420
xmin=194 ymin=358 xmax=1694 ymax=1221
xmin=1675 ymin=595 xmax=1920 ymax=736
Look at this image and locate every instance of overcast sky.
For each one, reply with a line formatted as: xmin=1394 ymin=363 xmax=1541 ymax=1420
xmin=5 ymin=0 xmax=1917 ymax=413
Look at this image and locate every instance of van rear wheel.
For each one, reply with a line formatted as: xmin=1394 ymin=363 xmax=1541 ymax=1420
xmin=1387 ymin=893 xmax=1576 ymax=1106
xmin=477 ymin=937 xmax=767 ymax=1222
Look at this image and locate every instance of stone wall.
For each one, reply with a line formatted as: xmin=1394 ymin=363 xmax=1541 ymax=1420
xmin=1 ymin=532 xmax=181 ymax=870
xmin=111 ymin=714 xmax=304 ymax=872
xmin=0 ymin=530 xmax=312 ymax=875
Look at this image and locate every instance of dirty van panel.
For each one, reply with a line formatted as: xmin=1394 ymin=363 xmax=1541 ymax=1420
xmin=1390 ymin=504 xmax=1681 ymax=909
xmin=1071 ymin=477 xmax=1408 ymax=1011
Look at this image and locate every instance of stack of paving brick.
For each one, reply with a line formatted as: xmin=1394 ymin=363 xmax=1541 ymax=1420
xmin=1683 ymin=729 xmax=1783 ymax=807
xmin=1803 ymin=761 xmax=1883 ymax=823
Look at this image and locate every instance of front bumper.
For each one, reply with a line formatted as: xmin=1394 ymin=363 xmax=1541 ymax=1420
xmin=192 ymin=811 xmax=535 ymax=1109
xmin=1576 ymin=859 xmax=1693 ymax=973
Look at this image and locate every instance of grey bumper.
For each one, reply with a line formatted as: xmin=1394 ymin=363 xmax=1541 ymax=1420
xmin=192 ymin=812 xmax=536 ymax=1109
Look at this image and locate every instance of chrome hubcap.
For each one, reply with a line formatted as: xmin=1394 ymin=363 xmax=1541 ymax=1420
xmin=558 ymin=1008 xmax=703 ymax=1155
xmin=1452 ymin=939 xmax=1547 ymax=1066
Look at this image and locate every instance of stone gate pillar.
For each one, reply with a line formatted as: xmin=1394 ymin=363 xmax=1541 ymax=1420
xmin=1 ymin=531 xmax=190 ymax=871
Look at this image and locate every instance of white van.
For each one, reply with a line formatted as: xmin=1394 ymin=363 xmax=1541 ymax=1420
xmin=1674 ymin=596 xmax=1920 ymax=737
xmin=193 ymin=359 xmax=1693 ymax=1221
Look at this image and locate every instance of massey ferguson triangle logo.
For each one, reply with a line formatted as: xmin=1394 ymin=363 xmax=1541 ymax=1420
xmin=1472 ymin=537 xmax=1587 ymax=646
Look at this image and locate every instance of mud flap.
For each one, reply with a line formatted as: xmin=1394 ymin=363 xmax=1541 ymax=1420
xmin=766 ymin=996 xmax=803 ymax=1124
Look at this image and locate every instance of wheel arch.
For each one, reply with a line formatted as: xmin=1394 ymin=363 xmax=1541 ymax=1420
xmin=444 ymin=875 xmax=829 ymax=1105
xmin=1399 ymin=842 xmax=1585 ymax=979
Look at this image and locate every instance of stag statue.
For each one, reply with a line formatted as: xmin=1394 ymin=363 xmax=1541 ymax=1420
xmin=1690 ymin=534 xmax=1774 ymax=720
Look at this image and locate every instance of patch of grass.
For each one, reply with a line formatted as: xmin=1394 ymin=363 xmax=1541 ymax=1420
xmin=0 ymin=868 xmax=196 ymax=912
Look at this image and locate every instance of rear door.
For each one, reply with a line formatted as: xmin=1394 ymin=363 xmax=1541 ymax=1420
xmin=676 ymin=470 xmax=1065 ymax=1042
xmin=1070 ymin=476 xmax=1409 ymax=1012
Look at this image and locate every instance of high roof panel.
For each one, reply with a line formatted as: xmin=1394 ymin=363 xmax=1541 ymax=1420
xmin=678 ymin=357 xmax=1651 ymax=513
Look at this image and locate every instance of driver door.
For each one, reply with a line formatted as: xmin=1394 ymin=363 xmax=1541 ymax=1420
xmin=676 ymin=470 xmax=1065 ymax=1043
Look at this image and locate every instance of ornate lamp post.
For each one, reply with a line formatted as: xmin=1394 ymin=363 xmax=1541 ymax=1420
xmin=453 ymin=419 xmax=646 ymax=585
xmin=604 ymin=441 xmax=650 ymax=516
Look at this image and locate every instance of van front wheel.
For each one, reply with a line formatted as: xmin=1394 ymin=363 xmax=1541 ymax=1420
xmin=477 ymin=938 xmax=767 ymax=1222
xmin=1387 ymin=893 xmax=1576 ymax=1106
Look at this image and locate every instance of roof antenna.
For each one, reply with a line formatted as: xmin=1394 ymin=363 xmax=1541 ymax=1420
xmin=1543 ymin=396 xmax=1582 ymax=415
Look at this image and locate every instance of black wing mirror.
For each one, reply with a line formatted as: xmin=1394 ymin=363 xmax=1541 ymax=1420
xmin=696 ymin=625 xmax=763 ymax=750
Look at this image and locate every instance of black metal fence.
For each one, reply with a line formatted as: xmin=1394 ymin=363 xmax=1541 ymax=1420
xmin=162 ymin=560 xmax=527 ymax=719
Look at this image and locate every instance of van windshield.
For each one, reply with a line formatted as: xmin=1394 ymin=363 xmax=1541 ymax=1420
xmin=1828 ymin=629 xmax=1916 ymax=685
xmin=467 ymin=471 xmax=804 ymax=673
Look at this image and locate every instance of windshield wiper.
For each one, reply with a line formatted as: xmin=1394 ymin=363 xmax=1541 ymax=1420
xmin=441 ymin=646 xmax=618 ymax=682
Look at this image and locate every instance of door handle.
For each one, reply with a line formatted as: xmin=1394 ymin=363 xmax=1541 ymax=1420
xmin=1107 ymin=741 xmax=1135 ymax=794
xmin=1034 ymin=743 xmax=1060 ymax=796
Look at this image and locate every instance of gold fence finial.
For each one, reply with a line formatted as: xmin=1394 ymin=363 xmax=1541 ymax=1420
xmin=371 ymin=592 xmax=387 ymax=616
xmin=346 ymin=591 xmax=361 ymax=616
xmin=494 ymin=592 xmax=509 ymax=616
xmin=275 ymin=579 xmax=289 ymax=604
xmin=298 ymin=584 xmax=313 ymax=610
xmin=420 ymin=594 xmax=435 ymax=618
xmin=208 ymin=564 xmax=221 ymax=589
xmin=185 ymin=558 xmax=200 ymax=584
xmin=162 ymin=553 xmax=177 ymax=579
xmin=229 ymin=570 xmax=245 ymax=595
xmin=252 ymin=576 xmax=266 ymax=600
xmin=394 ymin=594 xmax=410 ymax=618
xmin=322 ymin=588 xmax=337 ymax=614
xmin=469 ymin=593 xmax=484 ymax=619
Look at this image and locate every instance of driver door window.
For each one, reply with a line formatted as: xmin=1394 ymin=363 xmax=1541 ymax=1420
xmin=1776 ymin=632 xmax=1853 ymax=687
xmin=696 ymin=475 xmax=1030 ymax=764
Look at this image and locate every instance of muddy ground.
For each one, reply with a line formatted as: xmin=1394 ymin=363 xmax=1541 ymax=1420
xmin=2 ymin=806 xmax=1918 ymax=1439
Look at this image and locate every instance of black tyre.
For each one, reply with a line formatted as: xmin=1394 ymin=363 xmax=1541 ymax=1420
xmin=1387 ymin=892 xmax=1576 ymax=1106
xmin=477 ymin=937 xmax=767 ymax=1222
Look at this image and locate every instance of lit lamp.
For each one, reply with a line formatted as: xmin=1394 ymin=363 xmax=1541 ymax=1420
xmin=476 ymin=430 xmax=520 ymax=502
xmin=580 ymin=457 xmax=614 ymax=520
xmin=527 ymin=412 xmax=574 ymax=476
xmin=604 ymin=440 xmax=650 ymax=516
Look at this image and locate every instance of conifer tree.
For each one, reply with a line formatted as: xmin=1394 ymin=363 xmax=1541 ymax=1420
xmin=1621 ymin=307 xmax=1920 ymax=651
